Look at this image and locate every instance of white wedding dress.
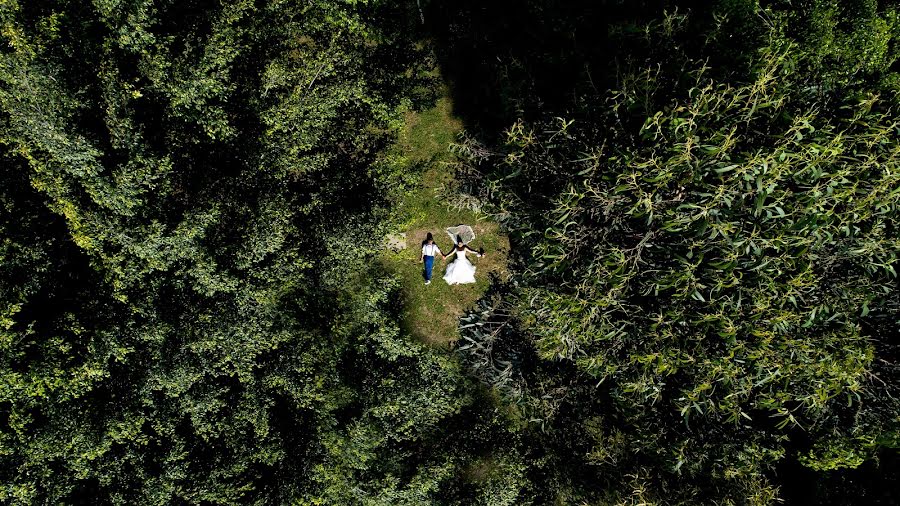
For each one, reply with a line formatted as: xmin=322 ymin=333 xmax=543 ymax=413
xmin=443 ymin=248 xmax=478 ymax=285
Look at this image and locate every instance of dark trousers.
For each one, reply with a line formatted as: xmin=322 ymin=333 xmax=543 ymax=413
xmin=423 ymin=255 xmax=435 ymax=281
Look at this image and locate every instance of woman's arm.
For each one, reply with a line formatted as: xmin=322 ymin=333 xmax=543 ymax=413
xmin=465 ymin=245 xmax=484 ymax=256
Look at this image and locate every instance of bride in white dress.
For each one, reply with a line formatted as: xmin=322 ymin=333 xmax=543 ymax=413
xmin=442 ymin=239 xmax=484 ymax=285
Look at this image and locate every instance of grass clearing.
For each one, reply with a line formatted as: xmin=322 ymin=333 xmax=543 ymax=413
xmin=382 ymin=94 xmax=509 ymax=347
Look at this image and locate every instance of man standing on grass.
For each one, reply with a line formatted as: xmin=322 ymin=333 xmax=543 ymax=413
xmin=421 ymin=232 xmax=443 ymax=285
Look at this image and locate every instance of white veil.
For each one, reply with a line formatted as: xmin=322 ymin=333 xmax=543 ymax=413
xmin=446 ymin=225 xmax=476 ymax=245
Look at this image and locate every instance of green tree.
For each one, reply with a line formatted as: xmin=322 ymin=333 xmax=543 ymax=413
xmin=454 ymin=5 xmax=900 ymax=503
xmin=0 ymin=1 xmax=493 ymax=504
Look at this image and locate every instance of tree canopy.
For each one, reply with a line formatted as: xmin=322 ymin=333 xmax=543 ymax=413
xmin=451 ymin=1 xmax=900 ymax=502
xmin=0 ymin=1 xmax=488 ymax=503
xmin=1 ymin=0 xmax=898 ymax=504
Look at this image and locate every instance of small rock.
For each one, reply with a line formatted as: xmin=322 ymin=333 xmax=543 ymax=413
xmin=386 ymin=232 xmax=407 ymax=251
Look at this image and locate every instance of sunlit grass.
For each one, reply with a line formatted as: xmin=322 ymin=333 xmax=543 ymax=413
xmin=383 ymin=94 xmax=509 ymax=346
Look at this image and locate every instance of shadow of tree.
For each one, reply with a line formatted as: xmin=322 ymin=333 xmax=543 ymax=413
xmin=421 ymin=0 xmax=762 ymax=137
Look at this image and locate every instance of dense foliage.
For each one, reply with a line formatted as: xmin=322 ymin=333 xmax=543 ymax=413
xmin=0 ymin=1 xmax=508 ymax=504
xmin=1 ymin=0 xmax=898 ymax=504
xmin=451 ymin=0 xmax=900 ymax=503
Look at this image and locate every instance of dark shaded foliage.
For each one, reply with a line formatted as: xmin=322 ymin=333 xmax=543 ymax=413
xmin=449 ymin=1 xmax=900 ymax=503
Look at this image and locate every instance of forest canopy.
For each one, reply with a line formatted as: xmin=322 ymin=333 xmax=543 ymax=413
xmin=1 ymin=0 xmax=898 ymax=504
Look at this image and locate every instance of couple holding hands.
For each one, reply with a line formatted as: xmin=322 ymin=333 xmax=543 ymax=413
xmin=420 ymin=230 xmax=485 ymax=286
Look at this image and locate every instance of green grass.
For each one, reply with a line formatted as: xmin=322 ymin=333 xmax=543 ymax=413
xmin=398 ymin=96 xmax=463 ymax=164
xmin=382 ymin=95 xmax=509 ymax=347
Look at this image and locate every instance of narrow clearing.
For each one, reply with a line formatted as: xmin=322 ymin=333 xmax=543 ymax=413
xmin=382 ymin=95 xmax=510 ymax=346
